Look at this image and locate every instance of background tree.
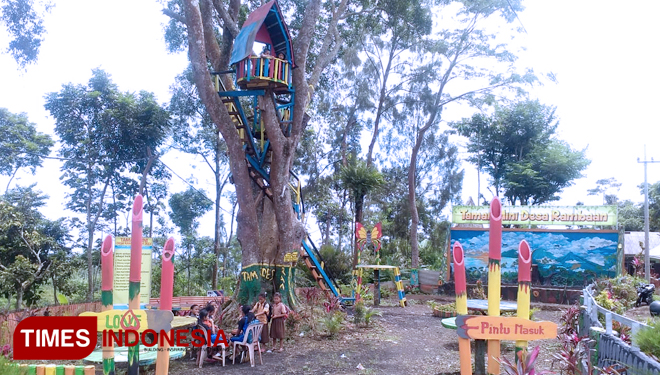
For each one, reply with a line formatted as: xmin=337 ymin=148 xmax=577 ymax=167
xmin=455 ymin=100 xmax=589 ymax=205
xmin=0 ymin=0 xmax=51 ymax=68
xmin=0 ymin=108 xmax=54 ymax=192
xmin=588 ymin=177 xmax=622 ymax=205
xmin=168 ymin=187 xmax=213 ymax=295
xmin=169 ymin=67 xmax=231 ymax=289
xmin=45 ymin=69 xmax=170 ymax=301
xmin=618 ymin=200 xmax=644 ymax=232
xmin=0 ymin=185 xmax=70 ymax=309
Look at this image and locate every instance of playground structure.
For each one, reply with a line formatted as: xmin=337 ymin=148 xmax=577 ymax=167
xmin=354 ymin=221 xmax=406 ymax=307
xmin=452 ymin=197 xmax=557 ymax=375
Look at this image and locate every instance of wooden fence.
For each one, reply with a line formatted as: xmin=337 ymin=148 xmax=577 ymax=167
xmin=0 ymin=302 xmax=102 ymax=346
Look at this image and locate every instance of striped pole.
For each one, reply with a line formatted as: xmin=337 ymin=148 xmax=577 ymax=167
xmin=155 ymin=237 xmax=175 ymax=374
xmin=128 ymin=195 xmax=143 ymax=375
xmin=101 ymin=235 xmax=115 ymax=375
xmin=393 ymin=267 xmax=406 ymax=307
xmin=487 ymin=197 xmax=502 ymax=375
xmin=453 ymin=242 xmax=471 ymax=375
xmin=516 ymin=240 xmax=532 ymax=359
xmin=356 ymin=244 xmax=363 ymax=302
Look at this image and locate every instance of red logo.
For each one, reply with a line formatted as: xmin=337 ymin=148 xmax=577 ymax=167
xmin=13 ymin=316 xmax=97 ymax=360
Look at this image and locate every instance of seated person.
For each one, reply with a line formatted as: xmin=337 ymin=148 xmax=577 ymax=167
xmin=198 ymin=309 xmax=223 ymax=362
xmin=230 ymin=305 xmax=260 ymax=360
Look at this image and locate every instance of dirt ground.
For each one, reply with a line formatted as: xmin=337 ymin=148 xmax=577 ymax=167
xmin=120 ymin=294 xmax=566 ymax=375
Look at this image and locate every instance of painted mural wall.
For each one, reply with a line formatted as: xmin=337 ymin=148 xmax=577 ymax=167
xmin=449 ymin=229 xmax=619 ymax=287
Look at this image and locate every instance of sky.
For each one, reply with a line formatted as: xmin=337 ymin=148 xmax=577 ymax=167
xmin=1 ymin=0 xmax=660 ymax=246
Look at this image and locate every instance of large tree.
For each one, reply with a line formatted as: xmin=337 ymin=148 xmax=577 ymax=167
xmin=0 ymin=108 xmax=54 ymax=192
xmin=455 ymin=100 xmax=589 ymax=206
xmin=45 ymin=69 xmax=170 ymax=301
xmin=164 ymin=0 xmax=363 ymax=303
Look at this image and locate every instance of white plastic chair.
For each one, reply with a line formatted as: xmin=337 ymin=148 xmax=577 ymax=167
xmin=197 ymin=328 xmax=226 ymax=368
xmin=232 ymin=323 xmax=264 ymax=367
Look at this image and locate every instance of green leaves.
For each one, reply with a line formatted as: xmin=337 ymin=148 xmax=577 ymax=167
xmin=1 ymin=0 xmax=50 ymax=69
xmin=455 ymin=100 xmax=589 ymax=205
xmin=0 ymin=108 xmax=54 ymax=190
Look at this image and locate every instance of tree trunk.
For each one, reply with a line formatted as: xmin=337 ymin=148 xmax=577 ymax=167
xmin=409 ymin=143 xmax=421 ymax=270
xmin=16 ymin=289 xmax=23 ymax=310
xmin=352 ymin=194 xmax=365 ymax=267
xmin=86 ymin=197 xmax=94 ymax=302
xmin=212 ymin=134 xmax=222 ymax=289
xmin=52 ymin=274 xmax=58 ymax=306
xmin=366 ymin=37 xmax=397 ymax=167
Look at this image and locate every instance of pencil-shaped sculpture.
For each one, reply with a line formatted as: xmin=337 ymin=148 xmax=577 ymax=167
xmin=155 ymin=237 xmax=175 ymax=375
xmin=101 ymin=235 xmax=115 ymax=375
xmin=487 ymin=196 xmax=502 ymax=375
xmin=453 ymin=242 xmax=471 ymax=375
xmin=128 ymin=195 xmax=143 ymax=375
xmin=516 ymin=240 xmax=532 ymax=358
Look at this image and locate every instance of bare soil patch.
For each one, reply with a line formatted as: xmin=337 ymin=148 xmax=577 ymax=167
xmin=133 ymin=297 xmax=565 ymax=375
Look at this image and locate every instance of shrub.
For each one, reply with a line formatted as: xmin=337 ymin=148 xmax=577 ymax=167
xmin=0 ymin=357 xmax=27 ymax=374
xmin=634 ymin=321 xmax=660 ymax=359
xmin=499 ymin=346 xmax=549 ymax=375
xmin=595 ymin=290 xmax=625 ymax=315
xmin=323 ymin=311 xmax=345 ymax=338
xmin=364 ymin=308 xmax=382 ymax=327
xmin=559 ymin=304 xmax=581 ymax=335
xmin=353 ymin=301 xmax=366 ymax=326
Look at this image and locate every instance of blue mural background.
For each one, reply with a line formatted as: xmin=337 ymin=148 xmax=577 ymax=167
xmin=449 ymin=229 xmax=619 ymax=287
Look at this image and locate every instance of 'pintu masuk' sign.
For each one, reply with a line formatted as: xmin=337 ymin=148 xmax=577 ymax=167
xmin=452 ymin=205 xmax=617 ymax=226
xmin=456 ymin=315 xmax=557 ymax=341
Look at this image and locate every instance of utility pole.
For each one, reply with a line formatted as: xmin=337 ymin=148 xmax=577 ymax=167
xmin=638 ymin=145 xmax=660 ymax=282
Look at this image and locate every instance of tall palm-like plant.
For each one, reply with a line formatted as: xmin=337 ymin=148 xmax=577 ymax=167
xmin=339 ymin=157 xmax=384 ymax=266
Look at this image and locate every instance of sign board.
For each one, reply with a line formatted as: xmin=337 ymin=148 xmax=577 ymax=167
xmin=452 ymin=205 xmax=617 ymax=226
xmin=113 ymin=237 xmax=153 ymax=306
xmin=456 ymin=315 xmax=557 ymax=340
xmin=284 ymin=252 xmax=298 ymax=262
xmin=80 ymin=309 xmax=173 ymax=333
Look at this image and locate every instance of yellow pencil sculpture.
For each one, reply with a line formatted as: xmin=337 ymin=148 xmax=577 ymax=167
xmin=516 ymin=240 xmax=532 ymax=357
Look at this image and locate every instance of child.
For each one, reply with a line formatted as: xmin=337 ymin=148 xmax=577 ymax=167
xmin=252 ymin=293 xmax=269 ymax=352
xmin=229 ymin=305 xmax=257 ymax=361
xmin=198 ymin=309 xmax=221 ymax=363
xmin=269 ymin=292 xmax=287 ymax=352
xmin=189 ymin=304 xmax=200 ymax=319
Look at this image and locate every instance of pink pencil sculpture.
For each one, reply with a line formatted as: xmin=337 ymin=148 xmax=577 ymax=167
xmin=453 ymin=242 xmax=471 ymax=375
xmin=128 ymin=195 xmax=143 ymax=375
xmin=487 ymin=196 xmax=502 ymax=375
xmin=156 ymin=237 xmax=175 ymax=374
xmin=101 ymin=235 xmax=115 ymax=375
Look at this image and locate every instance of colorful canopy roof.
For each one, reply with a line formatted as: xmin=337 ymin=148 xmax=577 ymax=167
xmin=229 ymin=0 xmax=295 ymax=67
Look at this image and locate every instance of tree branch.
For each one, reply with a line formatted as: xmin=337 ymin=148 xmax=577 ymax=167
xmin=212 ymin=0 xmax=239 ymax=38
xmin=162 ymin=8 xmax=186 ymax=24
